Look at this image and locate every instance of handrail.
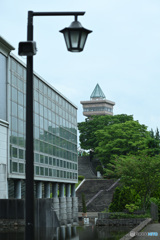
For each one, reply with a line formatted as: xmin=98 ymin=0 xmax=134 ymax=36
xmin=75 ymin=179 xmax=86 ymax=192
xmin=86 ymin=178 xmax=121 ymax=207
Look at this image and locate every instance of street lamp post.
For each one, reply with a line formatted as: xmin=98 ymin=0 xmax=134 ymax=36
xmin=18 ymin=11 xmax=92 ymax=240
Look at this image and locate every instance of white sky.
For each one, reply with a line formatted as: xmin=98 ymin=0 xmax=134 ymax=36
xmin=1 ymin=0 xmax=160 ymax=132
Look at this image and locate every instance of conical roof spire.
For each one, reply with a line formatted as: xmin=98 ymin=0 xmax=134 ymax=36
xmin=90 ymin=83 xmax=106 ymax=99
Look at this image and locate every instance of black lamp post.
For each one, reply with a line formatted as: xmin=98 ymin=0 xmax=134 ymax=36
xmin=18 ymin=11 xmax=92 ymax=240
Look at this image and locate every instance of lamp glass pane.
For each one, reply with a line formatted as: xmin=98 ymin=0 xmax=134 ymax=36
xmin=64 ymin=31 xmax=70 ymax=49
xmin=80 ymin=32 xmax=88 ymax=49
xmin=70 ymin=31 xmax=80 ymax=48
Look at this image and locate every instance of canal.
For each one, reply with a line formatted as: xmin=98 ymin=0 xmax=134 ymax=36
xmin=0 ymin=224 xmax=132 ymax=240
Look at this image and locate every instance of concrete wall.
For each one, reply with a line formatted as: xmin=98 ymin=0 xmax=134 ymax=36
xmin=0 ymin=197 xmax=78 ymax=227
xmin=0 ymin=120 xmax=9 ymax=199
xmin=35 ymin=199 xmax=59 ymax=228
xmin=0 ymin=199 xmax=24 ymax=219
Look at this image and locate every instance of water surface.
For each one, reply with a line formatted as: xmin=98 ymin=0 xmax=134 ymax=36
xmin=0 ymin=224 xmax=132 ymax=240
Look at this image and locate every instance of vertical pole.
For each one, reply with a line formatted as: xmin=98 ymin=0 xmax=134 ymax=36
xmin=25 ymin=10 xmax=34 ymax=240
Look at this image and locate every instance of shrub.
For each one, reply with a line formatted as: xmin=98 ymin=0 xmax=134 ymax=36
xmin=96 ymin=165 xmax=104 ymax=175
xmin=109 ymin=186 xmax=140 ymax=212
xmin=78 ymin=175 xmax=85 ymax=181
xmin=109 ymin=212 xmax=150 ymax=219
xmin=82 ymin=151 xmax=89 ymax=156
xmin=125 ymin=204 xmax=139 ymax=213
xmin=109 ymin=187 xmax=121 ymax=212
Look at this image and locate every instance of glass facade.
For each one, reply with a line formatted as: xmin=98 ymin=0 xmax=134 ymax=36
xmin=9 ymin=57 xmax=78 ymax=182
xmin=84 ymin=106 xmax=113 ymax=112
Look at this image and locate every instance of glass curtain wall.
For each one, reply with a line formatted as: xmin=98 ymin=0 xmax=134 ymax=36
xmin=84 ymin=106 xmax=113 ymax=112
xmin=9 ymin=57 xmax=78 ymax=182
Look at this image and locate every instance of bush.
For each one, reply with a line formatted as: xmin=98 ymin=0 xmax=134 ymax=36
xmin=109 ymin=212 xmax=150 ymax=219
xmin=109 ymin=186 xmax=140 ymax=212
xmin=78 ymin=175 xmax=85 ymax=181
xmin=82 ymin=151 xmax=89 ymax=156
xmin=96 ymin=165 xmax=104 ymax=175
xmin=109 ymin=187 xmax=121 ymax=212
xmin=125 ymin=204 xmax=139 ymax=213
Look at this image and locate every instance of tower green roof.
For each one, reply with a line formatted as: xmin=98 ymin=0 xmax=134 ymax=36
xmin=90 ymin=83 xmax=106 ymax=99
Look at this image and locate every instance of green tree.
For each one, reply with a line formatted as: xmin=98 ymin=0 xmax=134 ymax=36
xmin=150 ymin=128 xmax=154 ymax=138
xmin=78 ymin=114 xmax=159 ymax=164
xmin=109 ymin=187 xmax=121 ymax=212
xmin=155 ymin=128 xmax=160 ymax=140
xmin=144 ymin=128 xmax=160 ymax=156
xmin=107 ymin=154 xmax=160 ymax=210
xmin=95 ymin=120 xmax=148 ymax=165
xmin=78 ymin=114 xmax=133 ymax=151
xmin=109 ymin=186 xmax=139 ymax=212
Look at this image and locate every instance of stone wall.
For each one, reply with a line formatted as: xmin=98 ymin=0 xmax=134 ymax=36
xmin=0 ymin=219 xmax=24 ymax=227
xmin=76 ymin=179 xmax=116 ymax=212
xmin=96 ymin=218 xmax=146 ymax=226
xmin=78 ymin=156 xmax=96 ymax=179
xmin=96 ymin=213 xmax=146 ymax=226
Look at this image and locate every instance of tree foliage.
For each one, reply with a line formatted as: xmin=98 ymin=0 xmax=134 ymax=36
xmin=107 ymin=154 xmax=160 ymax=210
xmin=95 ymin=120 xmax=148 ymax=164
xmin=145 ymin=128 xmax=160 ymax=156
xmin=78 ymin=114 xmax=160 ymax=211
xmin=78 ymin=114 xmax=133 ymax=151
xmin=78 ymin=114 xmax=160 ymax=165
xmin=109 ymin=186 xmax=139 ymax=212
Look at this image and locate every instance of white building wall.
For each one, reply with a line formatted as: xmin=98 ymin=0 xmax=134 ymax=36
xmin=0 ymin=120 xmax=9 ymax=199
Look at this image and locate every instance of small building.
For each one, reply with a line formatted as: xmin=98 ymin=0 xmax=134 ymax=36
xmin=80 ymin=83 xmax=115 ymax=117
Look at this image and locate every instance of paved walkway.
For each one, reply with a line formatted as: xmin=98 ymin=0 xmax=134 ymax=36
xmin=133 ymin=223 xmax=160 ymax=239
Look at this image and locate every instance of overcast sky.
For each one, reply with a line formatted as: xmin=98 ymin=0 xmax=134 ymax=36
xmin=1 ymin=0 xmax=160 ymax=133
